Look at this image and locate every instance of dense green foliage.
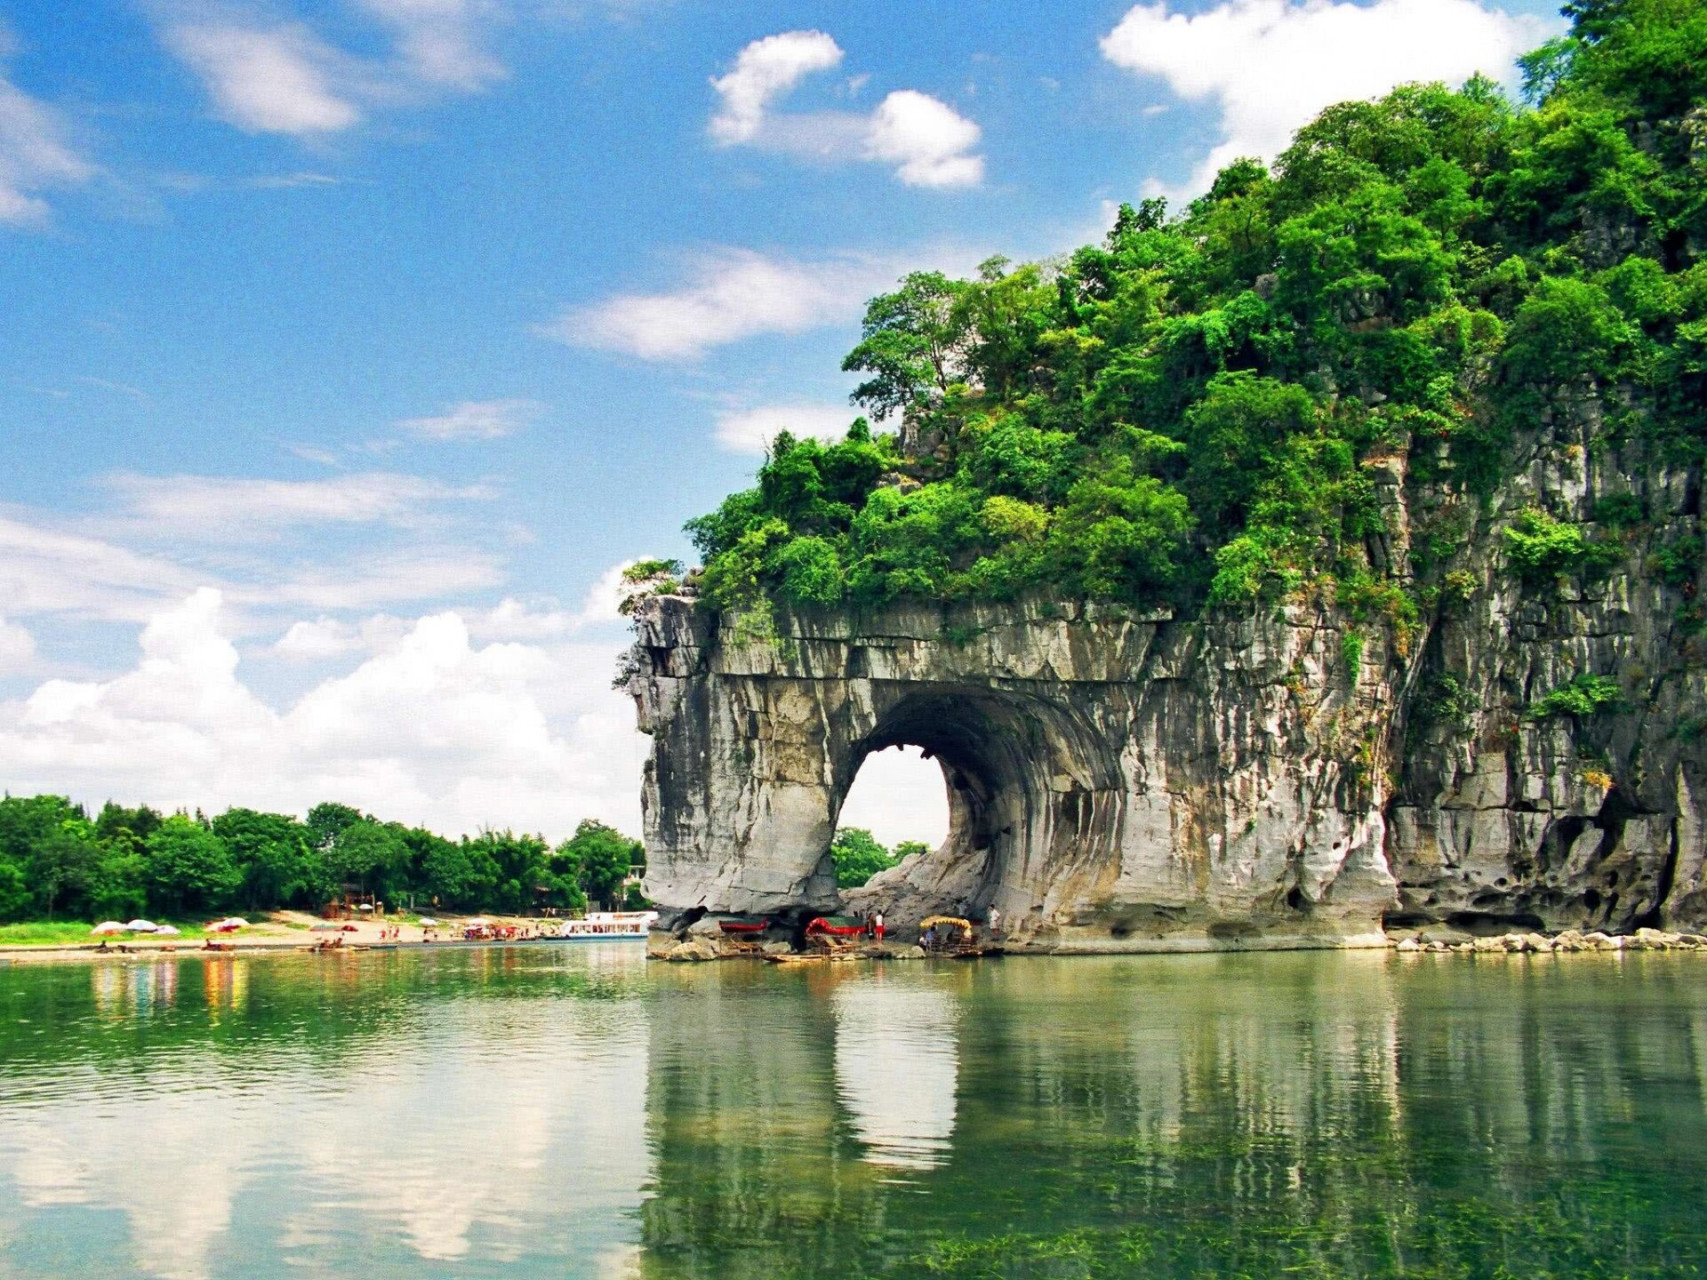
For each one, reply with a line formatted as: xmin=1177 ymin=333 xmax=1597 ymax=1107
xmin=686 ymin=0 xmax=1707 ymax=626
xmin=0 ymin=794 xmax=645 ymax=923
xmin=829 ymin=827 xmax=896 ymax=888
xmin=829 ymin=828 xmax=930 ymax=888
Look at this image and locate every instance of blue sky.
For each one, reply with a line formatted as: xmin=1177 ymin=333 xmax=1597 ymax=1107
xmin=0 ymin=0 xmax=1559 ymax=840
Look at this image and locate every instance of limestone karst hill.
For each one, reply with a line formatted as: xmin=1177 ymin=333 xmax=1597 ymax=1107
xmin=624 ymin=0 xmax=1707 ymax=949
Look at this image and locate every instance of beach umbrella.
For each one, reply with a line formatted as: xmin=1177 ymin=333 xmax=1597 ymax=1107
xmin=356 ymin=903 xmax=373 ymax=912
xmin=91 ymin=921 xmax=127 ymax=936
xmin=208 ymin=917 xmax=248 ymax=932
xmin=153 ymin=925 xmax=181 ymax=937
xmin=466 ymin=917 xmax=491 ymax=926
xmin=126 ymin=919 xmax=159 ymax=933
xmin=418 ymin=918 xmax=438 ymax=926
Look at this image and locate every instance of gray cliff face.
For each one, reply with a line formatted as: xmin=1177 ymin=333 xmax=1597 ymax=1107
xmin=625 ymin=425 xmax=1707 ymax=950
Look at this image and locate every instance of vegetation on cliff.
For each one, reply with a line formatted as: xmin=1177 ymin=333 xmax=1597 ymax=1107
xmin=680 ymin=0 xmax=1705 ymax=625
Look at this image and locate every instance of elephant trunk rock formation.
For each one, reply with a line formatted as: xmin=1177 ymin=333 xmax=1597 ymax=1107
xmin=626 ymin=449 xmax=1707 ymax=951
xmin=625 ymin=592 xmax=1399 ymax=951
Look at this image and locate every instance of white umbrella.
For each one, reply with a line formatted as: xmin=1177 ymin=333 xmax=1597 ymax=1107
xmin=125 ymin=919 xmax=158 ymax=933
xmin=153 ymin=925 xmax=181 ymax=937
xmin=466 ymin=917 xmax=491 ymax=926
xmin=356 ymin=903 xmax=373 ymax=912
xmin=417 ymin=918 xmax=438 ymax=927
xmin=91 ymin=921 xmax=127 ymax=936
xmin=209 ymin=917 xmax=248 ymax=931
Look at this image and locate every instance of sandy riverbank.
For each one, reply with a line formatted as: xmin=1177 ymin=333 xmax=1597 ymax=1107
xmin=0 ymin=911 xmax=568 ymax=965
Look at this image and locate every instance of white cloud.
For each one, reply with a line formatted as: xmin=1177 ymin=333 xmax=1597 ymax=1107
xmin=1100 ymin=0 xmax=1547 ymax=195
xmin=709 ymin=29 xmax=843 ymax=144
xmin=709 ymin=31 xmax=982 ymax=188
xmin=714 ymin=403 xmax=855 ymax=455
xmin=0 ymin=31 xmax=97 ymax=224
xmin=545 ymin=248 xmax=898 ymax=361
xmin=165 ymin=23 xmax=361 ymax=135
xmin=273 ymin=613 xmax=408 ymax=661
xmin=0 ymin=587 xmax=649 ymax=838
xmin=0 ymin=512 xmax=203 ymax=621
xmin=0 ymin=490 xmax=507 ymax=625
xmin=255 ymin=547 xmax=506 ymax=611
xmin=863 ymin=90 xmax=983 ymax=188
xmin=357 ymin=0 xmax=504 ymax=92
xmin=101 ymin=471 xmax=493 ymax=538
xmin=395 ymin=397 xmax=541 ymax=441
xmin=160 ymin=0 xmax=513 ymax=138
xmin=0 ymin=617 xmax=36 ymax=672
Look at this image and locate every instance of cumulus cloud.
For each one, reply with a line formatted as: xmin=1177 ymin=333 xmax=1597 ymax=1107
xmin=165 ymin=23 xmax=362 ymax=135
xmin=0 ymin=587 xmax=649 ymax=838
xmin=709 ymin=29 xmax=843 ymax=144
xmin=395 ymin=397 xmax=542 ymax=441
xmin=709 ymin=31 xmax=982 ymax=188
xmin=1100 ymin=0 xmax=1548 ymax=195
xmin=863 ymin=90 xmax=984 ymax=188
xmin=544 ymin=248 xmax=899 ymax=361
xmin=714 ymin=403 xmax=856 ymax=455
xmin=273 ymin=613 xmax=409 ymax=661
xmin=0 ymin=29 xmax=97 ymax=224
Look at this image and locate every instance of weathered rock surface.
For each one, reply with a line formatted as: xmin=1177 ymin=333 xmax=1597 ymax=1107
xmin=626 ymin=416 xmax=1706 ymax=950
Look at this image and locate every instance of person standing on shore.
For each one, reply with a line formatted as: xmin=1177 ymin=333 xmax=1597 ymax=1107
xmin=874 ymin=911 xmax=885 ymax=942
xmin=988 ymin=906 xmax=1001 ymax=939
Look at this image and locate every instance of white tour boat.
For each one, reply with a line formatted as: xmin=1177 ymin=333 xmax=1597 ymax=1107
xmin=555 ymin=910 xmax=657 ymax=940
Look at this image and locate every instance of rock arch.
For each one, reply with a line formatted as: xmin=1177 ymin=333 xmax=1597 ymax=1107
xmin=833 ymin=689 xmax=1126 ymax=925
xmin=625 ymin=593 xmax=1405 ymax=950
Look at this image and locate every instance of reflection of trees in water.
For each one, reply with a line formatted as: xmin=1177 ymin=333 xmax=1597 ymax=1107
xmin=638 ymin=954 xmax=1707 ymax=1279
xmin=0 ymin=946 xmax=651 ymax=1079
xmin=0 ymin=947 xmax=654 ymax=1279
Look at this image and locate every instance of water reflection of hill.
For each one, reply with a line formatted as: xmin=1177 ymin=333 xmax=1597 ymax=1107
xmin=637 ymin=953 xmax=1707 ymax=1279
xmin=2 ymin=949 xmax=1706 ymax=1277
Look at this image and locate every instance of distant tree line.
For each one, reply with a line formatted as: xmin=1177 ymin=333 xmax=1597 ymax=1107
xmin=830 ymin=828 xmax=929 ymax=889
xmin=0 ymin=794 xmax=646 ymax=923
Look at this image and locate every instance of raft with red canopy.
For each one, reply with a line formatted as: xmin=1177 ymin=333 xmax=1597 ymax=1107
xmin=805 ymin=915 xmax=867 ymax=938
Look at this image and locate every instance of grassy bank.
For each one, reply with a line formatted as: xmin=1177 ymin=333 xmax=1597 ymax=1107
xmin=0 ymin=920 xmax=214 ymax=947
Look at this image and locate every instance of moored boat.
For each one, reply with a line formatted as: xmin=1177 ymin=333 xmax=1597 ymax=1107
xmin=716 ymin=914 xmax=769 ymax=935
xmin=805 ymin=915 xmax=867 ymax=939
xmin=555 ymin=911 xmax=658 ymax=940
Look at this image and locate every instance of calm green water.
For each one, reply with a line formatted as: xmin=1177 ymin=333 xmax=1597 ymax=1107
xmin=2 ymin=947 xmax=1706 ymax=1279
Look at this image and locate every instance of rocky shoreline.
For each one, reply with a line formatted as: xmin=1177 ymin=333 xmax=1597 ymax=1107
xmin=650 ymin=925 xmax=1707 ymax=962
xmin=1391 ymin=926 xmax=1707 ymax=954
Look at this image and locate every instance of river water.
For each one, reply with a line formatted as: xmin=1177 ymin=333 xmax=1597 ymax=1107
xmin=2 ymin=946 xmax=1705 ymax=1278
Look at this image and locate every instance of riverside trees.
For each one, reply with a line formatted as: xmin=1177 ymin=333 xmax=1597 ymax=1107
xmin=0 ymin=794 xmax=646 ymax=923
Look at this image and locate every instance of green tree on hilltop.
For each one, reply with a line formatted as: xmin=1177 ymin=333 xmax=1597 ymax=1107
xmin=680 ymin=0 xmax=1707 ymax=631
